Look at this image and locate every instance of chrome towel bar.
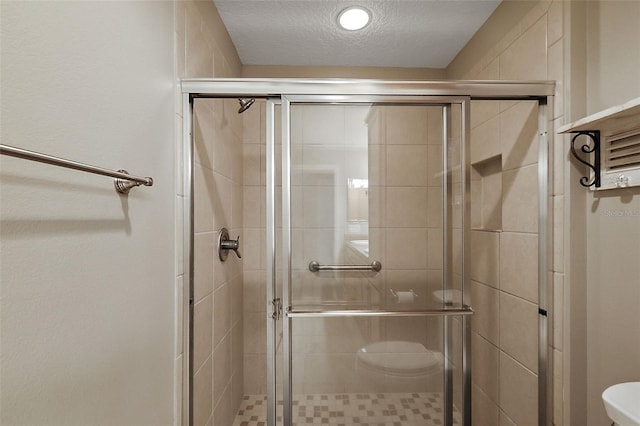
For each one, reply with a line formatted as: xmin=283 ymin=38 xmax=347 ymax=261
xmin=308 ymin=260 xmax=382 ymax=272
xmin=0 ymin=144 xmax=153 ymax=194
xmin=286 ymin=306 xmax=474 ymax=318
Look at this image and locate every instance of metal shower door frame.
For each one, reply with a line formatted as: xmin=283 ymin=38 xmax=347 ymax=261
xmin=180 ymin=79 xmax=555 ymax=426
xmin=277 ymin=94 xmax=472 ymax=426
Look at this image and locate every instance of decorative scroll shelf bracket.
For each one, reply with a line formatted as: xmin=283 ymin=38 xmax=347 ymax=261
xmin=569 ymin=130 xmax=601 ymax=188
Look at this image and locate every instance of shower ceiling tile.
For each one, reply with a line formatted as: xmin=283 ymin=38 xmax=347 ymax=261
xmin=213 ymin=0 xmax=502 ymax=68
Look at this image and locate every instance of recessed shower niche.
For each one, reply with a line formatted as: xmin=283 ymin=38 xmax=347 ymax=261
xmin=471 ymin=155 xmax=502 ymax=231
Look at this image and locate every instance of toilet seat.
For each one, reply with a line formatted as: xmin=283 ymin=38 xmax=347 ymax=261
xmin=356 ymin=341 xmax=443 ymax=376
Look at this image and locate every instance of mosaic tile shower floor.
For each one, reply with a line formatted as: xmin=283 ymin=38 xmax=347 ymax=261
xmin=232 ymin=392 xmax=460 ymax=425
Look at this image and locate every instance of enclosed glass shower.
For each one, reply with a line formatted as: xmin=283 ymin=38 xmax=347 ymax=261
xmin=181 ymin=80 xmax=555 ymax=426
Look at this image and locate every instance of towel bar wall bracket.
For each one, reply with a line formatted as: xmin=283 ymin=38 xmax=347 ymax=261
xmin=0 ymin=144 xmax=154 ymax=194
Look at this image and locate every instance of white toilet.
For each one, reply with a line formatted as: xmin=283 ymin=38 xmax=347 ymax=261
xmin=355 ymin=340 xmax=444 ymax=393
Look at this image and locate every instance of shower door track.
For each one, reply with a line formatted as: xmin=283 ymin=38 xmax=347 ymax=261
xmin=181 ymin=79 xmax=555 ymax=426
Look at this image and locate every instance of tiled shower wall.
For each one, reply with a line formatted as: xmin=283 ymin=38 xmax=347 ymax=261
xmin=174 ymin=2 xmax=244 ymax=425
xmin=447 ymin=2 xmax=566 ymax=425
xmin=241 ymin=102 xmax=450 ymax=396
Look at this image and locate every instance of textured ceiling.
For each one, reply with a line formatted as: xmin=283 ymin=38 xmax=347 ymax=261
xmin=213 ymin=0 xmax=502 ymax=68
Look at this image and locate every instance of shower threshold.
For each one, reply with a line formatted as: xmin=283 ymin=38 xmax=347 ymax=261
xmin=233 ymin=392 xmax=461 ymax=426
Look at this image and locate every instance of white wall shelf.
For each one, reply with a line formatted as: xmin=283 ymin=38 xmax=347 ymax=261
xmin=558 ymin=97 xmax=640 ymax=190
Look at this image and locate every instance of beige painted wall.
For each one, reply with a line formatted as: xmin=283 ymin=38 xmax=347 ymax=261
xmin=1 ymin=1 xmax=175 ymax=424
xmin=584 ymin=2 xmax=640 ymax=425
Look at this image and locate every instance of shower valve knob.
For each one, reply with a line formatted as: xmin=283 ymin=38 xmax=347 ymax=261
xmin=218 ymin=228 xmax=242 ymax=261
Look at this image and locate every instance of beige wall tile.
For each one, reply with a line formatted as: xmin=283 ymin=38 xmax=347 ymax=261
xmin=242 ymin=100 xmax=262 ymax=144
xmin=386 ymin=145 xmax=429 ymax=186
xmin=212 ymin=172 xmax=232 ymax=230
xmin=194 ymin=232 xmax=215 ymax=302
xmin=302 ymin=353 xmax=358 ymax=394
xmin=386 ymin=187 xmax=428 ymax=227
xmin=553 ymin=272 xmax=564 ymax=351
xmin=213 ymin=125 xmax=233 ymax=182
xmin=502 ymin=164 xmax=539 ymax=233
xmin=553 ymin=195 xmax=564 ymax=272
xmin=499 ymin=292 xmax=539 ymax=373
xmin=213 ymin=333 xmax=232 ymax=409
xmin=368 ymin=144 xmax=386 ymax=187
xmin=471 ymin=100 xmax=500 ymax=129
xmin=547 ymin=40 xmax=564 ymax=119
xmin=471 ymin=115 xmax=500 ymax=164
xmin=427 ymin=187 xmax=443 ymax=229
xmin=243 ymin=354 xmax=266 ymax=395
xmin=212 ymin=241 xmax=228 ymax=290
xmin=386 ymin=228 xmax=428 ymax=269
xmin=386 ymin=106 xmax=428 ymax=145
xmin=547 ymin=1 xmax=563 ymax=47
xmin=385 ymin=269 xmax=429 ymax=296
xmin=243 ymin=186 xmax=261 ymax=228
xmin=193 ymin=102 xmax=215 ymax=170
xmin=480 ymin=55 xmax=501 ymax=78
xmin=472 ymin=332 xmax=500 ymax=402
xmin=194 ymin=164 xmax=214 ymax=233
xmin=427 ymin=106 xmax=443 ymax=146
xmin=243 ymin=312 xmax=266 ymax=355
xmin=426 ymin=228 xmax=443 ymax=271
xmin=553 ymin=348 xmax=564 ymax=426
xmin=368 ymin=185 xmax=386 ymax=228
xmin=193 ymin=294 xmax=213 ymax=372
xmin=471 ymin=281 xmax=499 ymax=345
xmin=553 ymin=123 xmax=566 ymax=196
xmin=499 ymin=353 xmax=538 ymax=426
xmin=482 ymin=169 xmax=503 ymax=231
xmin=213 ymin=380 xmax=233 ymax=426
xmin=470 ymin=230 xmax=499 ymax=288
xmin=193 ymin=354 xmax=213 ymax=426
xmin=499 ymin=411 xmax=517 ymax=426
xmin=473 ymin=157 xmax=502 ymax=231
xmin=427 ymin=144 xmax=443 ymax=187
xmin=500 ymin=18 xmax=547 ymax=80
xmin=500 ymin=232 xmax=538 ymax=303
xmin=230 ymin=274 xmax=243 ymax=326
xmin=473 ymin=384 xmax=500 ymax=426
xmin=242 ymin=228 xmax=263 ymax=272
xmin=231 ymin=135 xmax=244 ymax=185
xmin=232 ymin=321 xmax=244 ymax=373
xmin=185 ymin=16 xmax=213 ymax=78
xmin=500 ymin=102 xmax=539 ymax=171
xmin=213 ymin=282 xmax=230 ymax=348
xmin=231 ymin=368 xmax=244 ymax=416
xmin=243 ymin=270 xmax=266 ymax=314
xmin=243 ymin=144 xmax=261 ymax=186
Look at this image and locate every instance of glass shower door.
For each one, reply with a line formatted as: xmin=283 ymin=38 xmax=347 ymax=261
xmin=269 ymin=96 xmax=471 ymax=426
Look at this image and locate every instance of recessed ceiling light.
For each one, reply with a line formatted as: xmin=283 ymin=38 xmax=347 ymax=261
xmin=337 ymin=6 xmax=371 ymax=31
